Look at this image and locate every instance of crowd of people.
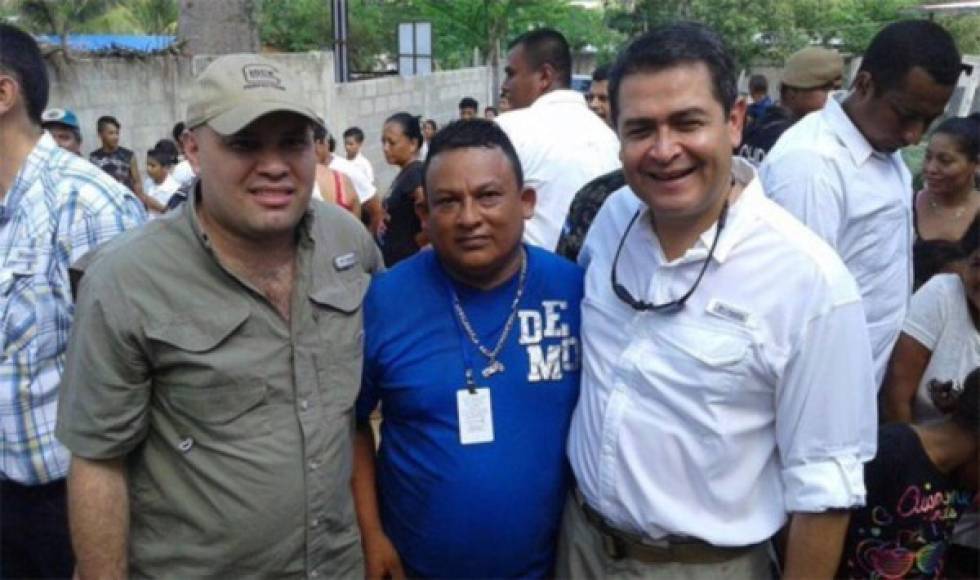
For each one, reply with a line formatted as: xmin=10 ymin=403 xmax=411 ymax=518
xmin=0 ymin=13 xmax=978 ymax=580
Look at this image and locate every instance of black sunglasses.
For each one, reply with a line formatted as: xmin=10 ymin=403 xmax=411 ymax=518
xmin=610 ymin=200 xmax=730 ymax=313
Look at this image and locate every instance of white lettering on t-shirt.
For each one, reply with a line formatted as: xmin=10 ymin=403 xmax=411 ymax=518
xmin=519 ymin=300 xmax=579 ymax=382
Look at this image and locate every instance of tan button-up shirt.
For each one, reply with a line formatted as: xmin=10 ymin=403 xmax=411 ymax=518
xmin=56 ymin=194 xmax=382 ymax=578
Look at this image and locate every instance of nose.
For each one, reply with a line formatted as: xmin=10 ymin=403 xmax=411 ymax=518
xmin=457 ymin=196 xmax=481 ymax=229
xmin=648 ymin=129 xmax=680 ymax=164
xmin=902 ymin=120 xmax=927 ymax=148
xmin=256 ymin=148 xmax=290 ymax=179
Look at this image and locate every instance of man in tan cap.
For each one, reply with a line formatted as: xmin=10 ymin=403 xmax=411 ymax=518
xmin=739 ymin=46 xmax=844 ymax=165
xmin=56 ymin=53 xmax=381 ymax=579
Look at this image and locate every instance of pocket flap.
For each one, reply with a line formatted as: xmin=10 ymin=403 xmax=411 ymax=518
xmin=167 ymin=383 xmax=266 ymax=424
xmin=310 ymin=273 xmax=369 ymax=313
xmin=146 ymin=308 xmax=250 ymax=352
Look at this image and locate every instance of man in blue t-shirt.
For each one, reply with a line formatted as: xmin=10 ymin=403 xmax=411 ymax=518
xmin=353 ymin=119 xmax=584 ymax=579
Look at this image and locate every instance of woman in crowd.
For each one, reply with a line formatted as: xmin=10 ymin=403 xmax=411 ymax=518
xmin=420 ymin=118 xmax=437 ymax=161
xmin=913 ymin=114 xmax=980 ymax=288
xmin=379 ymin=112 xmax=425 ymax=267
xmin=883 ymin=216 xmax=979 ymax=578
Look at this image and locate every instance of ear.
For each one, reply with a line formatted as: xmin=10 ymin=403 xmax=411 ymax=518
xmin=520 ymin=186 xmax=536 ymax=220
xmin=184 ymin=129 xmax=203 ymax=175
xmin=538 ymin=63 xmax=556 ymax=93
xmin=0 ymin=75 xmax=19 ymax=118
xmin=727 ymin=97 xmax=748 ymax=149
xmin=851 ymin=70 xmax=873 ymax=99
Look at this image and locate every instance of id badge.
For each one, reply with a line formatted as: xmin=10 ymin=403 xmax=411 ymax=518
xmin=456 ymin=388 xmax=494 ymax=445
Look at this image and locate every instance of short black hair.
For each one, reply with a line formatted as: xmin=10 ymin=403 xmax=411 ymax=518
xmin=312 ymin=124 xmax=327 ymax=142
xmin=592 ymin=64 xmax=610 ymax=83
xmin=97 ymin=115 xmax=120 ymax=133
xmin=748 ymin=74 xmax=768 ymax=94
xmin=422 ymin=119 xmax=524 ymax=194
xmin=509 ymin=28 xmax=572 ymax=88
xmin=933 ymin=115 xmax=980 ymax=161
xmin=151 ymin=139 xmax=179 ymax=166
xmin=484 ymin=106 xmax=497 ymax=115
xmin=952 ymin=367 xmax=979 ymax=435
xmin=424 ymin=119 xmax=438 ymax=132
xmin=609 ymin=22 xmax=737 ymax=126
xmin=172 ymin=121 xmax=186 ymax=143
xmin=342 ymin=126 xmax=364 ymax=143
xmin=385 ymin=112 xmax=423 ymax=149
xmin=459 ymin=97 xmax=478 ymax=111
xmin=860 ymin=20 xmax=961 ymax=94
xmin=0 ymin=24 xmax=49 ymax=126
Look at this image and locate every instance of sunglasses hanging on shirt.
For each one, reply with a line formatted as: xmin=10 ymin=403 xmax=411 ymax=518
xmin=610 ymin=199 xmax=730 ymax=313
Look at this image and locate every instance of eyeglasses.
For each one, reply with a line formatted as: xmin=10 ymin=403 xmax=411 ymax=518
xmin=610 ymin=201 xmax=729 ymax=313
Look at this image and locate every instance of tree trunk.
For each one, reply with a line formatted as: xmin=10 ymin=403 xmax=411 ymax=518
xmin=178 ymin=0 xmax=261 ymax=55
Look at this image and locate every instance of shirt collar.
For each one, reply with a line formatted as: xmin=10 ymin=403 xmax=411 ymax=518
xmin=709 ymin=157 xmax=762 ymax=264
xmin=3 ymin=132 xmax=52 ymax=217
xmin=635 ymin=157 xmax=758 ymax=267
xmin=530 ymin=89 xmax=587 ymax=109
xmin=822 ymin=95 xmax=876 ymax=166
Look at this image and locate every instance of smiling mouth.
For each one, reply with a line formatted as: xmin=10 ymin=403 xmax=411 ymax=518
xmin=648 ymin=166 xmax=697 ymax=182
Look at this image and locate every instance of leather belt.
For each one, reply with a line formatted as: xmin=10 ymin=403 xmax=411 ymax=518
xmin=573 ymin=489 xmax=758 ymax=564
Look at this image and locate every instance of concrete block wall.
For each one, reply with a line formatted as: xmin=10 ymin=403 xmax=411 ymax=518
xmin=45 ymin=51 xmax=492 ymax=193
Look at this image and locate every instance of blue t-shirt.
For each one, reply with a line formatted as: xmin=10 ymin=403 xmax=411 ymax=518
xmin=357 ymin=246 xmax=583 ymax=579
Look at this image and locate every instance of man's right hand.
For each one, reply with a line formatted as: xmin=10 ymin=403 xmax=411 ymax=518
xmin=363 ymin=531 xmax=405 ymax=580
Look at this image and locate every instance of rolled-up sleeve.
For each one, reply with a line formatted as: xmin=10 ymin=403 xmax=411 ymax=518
xmin=55 ymin=264 xmax=152 ymax=459
xmin=776 ymin=299 xmax=877 ymax=513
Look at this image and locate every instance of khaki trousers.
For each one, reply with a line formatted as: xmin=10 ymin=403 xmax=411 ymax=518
xmin=555 ymin=494 xmax=772 ymax=580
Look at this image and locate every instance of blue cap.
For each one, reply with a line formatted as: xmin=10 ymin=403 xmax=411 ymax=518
xmin=41 ymin=108 xmax=80 ymax=129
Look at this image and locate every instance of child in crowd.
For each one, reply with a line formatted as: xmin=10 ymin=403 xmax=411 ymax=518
xmin=838 ymin=368 xmax=979 ymax=579
xmin=342 ymin=126 xmax=375 ymax=185
xmin=142 ymin=144 xmax=179 ymax=217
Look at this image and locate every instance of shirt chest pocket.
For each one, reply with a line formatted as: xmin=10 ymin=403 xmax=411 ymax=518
xmin=0 ymin=246 xmax=60 ymax=358
xmin=637 ymin=320 xmax=754 ymax=403
xmin=310 ymin=274 xmax=369 ymax=416
xmin=146 ymin=308 xmax=271 ymax=439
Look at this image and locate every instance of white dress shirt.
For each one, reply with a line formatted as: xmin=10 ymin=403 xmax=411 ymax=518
xmin=568 ymin=158 xmax=877 ymax=547
xmin=351 ymin=152 xmax=375 ymax=185
xmin=329 ymin=155 xmax=377 ymax=202
xmin=496 ymin=90 xmax=620 ymax=250
xmin=760 ymin=96 xmax=913 ymax=388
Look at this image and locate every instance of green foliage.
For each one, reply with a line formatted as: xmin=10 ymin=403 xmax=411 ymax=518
xmin=606 ymin=0 xmax=920 ymax=67
xmin=259 ymin=0 xmax=333 ymax=52
xmin=936 ymin=13 xmax=980 ymax=55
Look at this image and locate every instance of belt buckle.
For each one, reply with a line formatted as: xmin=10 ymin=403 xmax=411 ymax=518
xmin=601 ymin=532 xmax=626 ymax=560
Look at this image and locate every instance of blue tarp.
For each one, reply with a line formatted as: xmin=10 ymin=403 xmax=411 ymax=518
xmin=35 ymin=34 xmax=176 ymax=53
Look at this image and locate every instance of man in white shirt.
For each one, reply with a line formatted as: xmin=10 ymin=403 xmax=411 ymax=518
xmin=326 ymin=133 xmax=376 ymax=204
xmin=560 ymin=23 xmax=878 ymax=580
xmin=760 ymin=20 xmax=961 ymax=388
xmin=496 ymin=28 xmax=619 ymax=250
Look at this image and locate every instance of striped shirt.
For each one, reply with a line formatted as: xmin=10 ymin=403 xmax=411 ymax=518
xmin=0 ymin=132 xmax=145 ymax=484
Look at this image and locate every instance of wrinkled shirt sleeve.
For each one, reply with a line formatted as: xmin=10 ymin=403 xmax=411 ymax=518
xmin=776 ymin=299 xmax=877 ymax=512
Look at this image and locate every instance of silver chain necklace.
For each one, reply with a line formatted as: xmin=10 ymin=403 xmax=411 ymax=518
xmin=450 ymin=249 xmax=527 ymax=379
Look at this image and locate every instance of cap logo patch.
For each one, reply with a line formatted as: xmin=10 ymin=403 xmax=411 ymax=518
xmin=242 ymin=64 xmax=285 ymax=91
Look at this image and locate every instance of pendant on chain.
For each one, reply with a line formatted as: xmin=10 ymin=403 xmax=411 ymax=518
xmin=482 ymin=360 xmax=505 ymax=378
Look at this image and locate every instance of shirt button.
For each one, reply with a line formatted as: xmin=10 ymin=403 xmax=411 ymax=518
xmin=308 ymin=461 xmax=319 ymax=471
xmin=312 ymin=517 xmax=320 ymax=528
xmin=311 ymin=570 xmax=319 ymax=578
xmin=300 ymin=399 xmax=309 ymax=411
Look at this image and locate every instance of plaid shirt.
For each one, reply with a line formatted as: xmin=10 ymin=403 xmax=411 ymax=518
xmin=0 ymin=132 xmax=145 ymax=484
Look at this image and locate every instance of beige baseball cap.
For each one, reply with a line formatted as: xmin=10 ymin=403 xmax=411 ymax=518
xmin=781 ymin=47 xmax=844 ymax=90
xmin=185 ymin=53 xmax=322 ymax=135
